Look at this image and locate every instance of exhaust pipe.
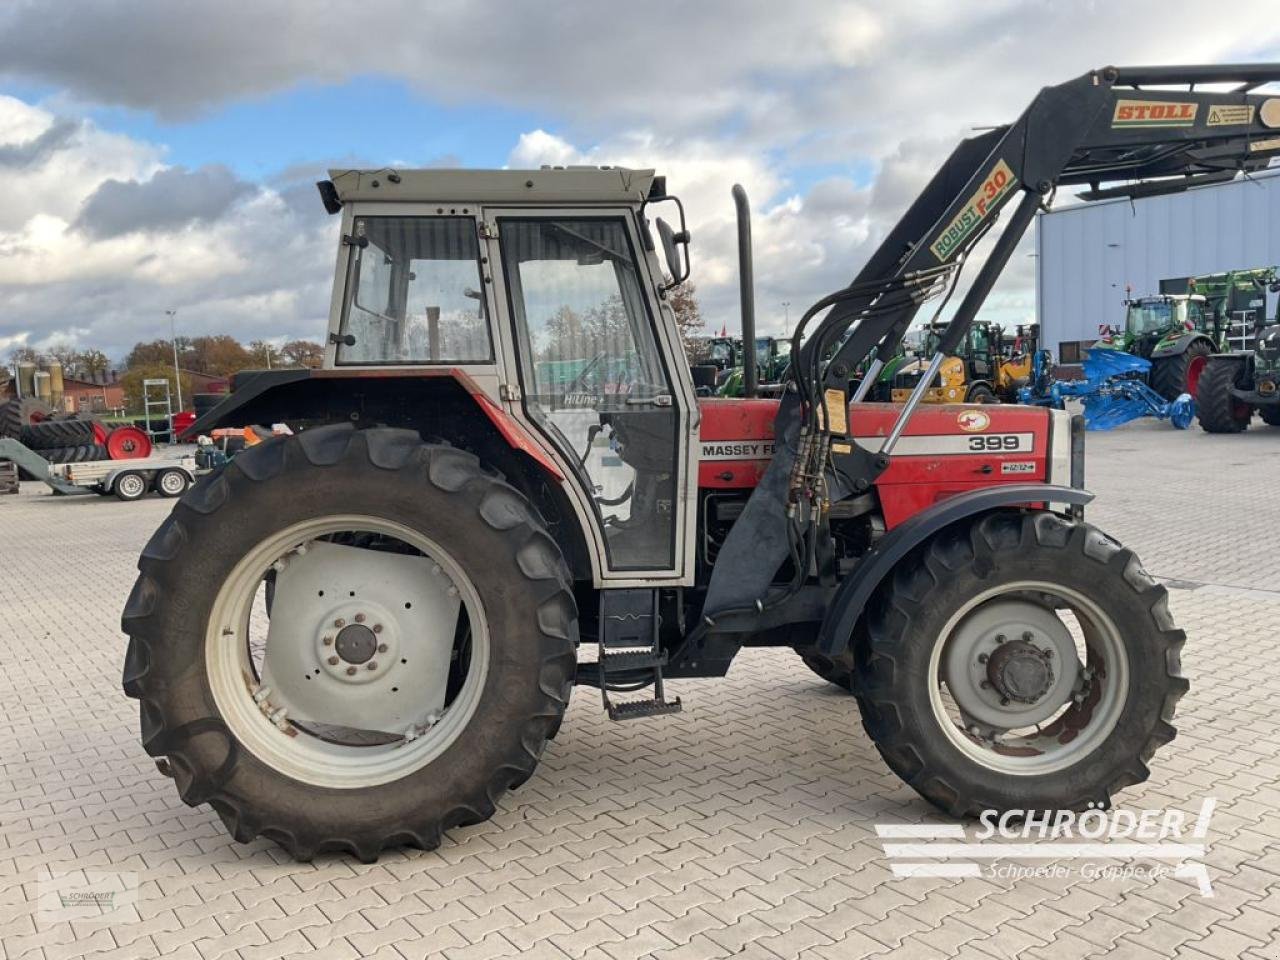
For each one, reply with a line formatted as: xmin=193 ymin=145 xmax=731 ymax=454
xmin=732 ymin=184 xmax=758 ymax=398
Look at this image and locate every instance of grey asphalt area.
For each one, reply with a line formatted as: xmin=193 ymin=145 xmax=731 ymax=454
xmin=2 ymin=420 xmax=1279 ymax=959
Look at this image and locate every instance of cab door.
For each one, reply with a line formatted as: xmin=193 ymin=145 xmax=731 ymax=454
xmin=484 ymin=209 xmax=694 ymax=582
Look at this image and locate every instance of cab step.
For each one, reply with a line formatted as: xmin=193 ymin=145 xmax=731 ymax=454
xmin=598 ymin=589 xmax=682 ymax=722
xmin=606 ymin=697 xmax=683 ymax=721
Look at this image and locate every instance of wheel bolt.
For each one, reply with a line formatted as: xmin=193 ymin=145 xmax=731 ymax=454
xmin=327 ymin=656 xmax=339 ymax=666
xmin=1000 ymin=697 xmax=1010 ymax=706
xmin=355 ymin=613 xmax=366 ymax=623
xmin=322 ymin=636 xmax=333 ymax=646
xmin=980 ymin=680 xmax=992 ymax=689
xmin=373 ymin=624 xmax=383 ymax=634
xmin=367 ymin=661 xmax=377 ymax=671
xmin=994 ymin=634 xmax=1006 ymax=644
xmin=977 ymin=653 xmax=989 ymax=663
xmin=346 ymin=666 xmax=357 ymax=676
xmin=1022 ymin=631 xmax=1034 ymax=642
xmin=377 ymin=644 xmax=388 ymax=653
xmin=334 ymin=618 xmax=346 ymax=628
xmin=1043 ymin=649 xmax=1053 ymax=658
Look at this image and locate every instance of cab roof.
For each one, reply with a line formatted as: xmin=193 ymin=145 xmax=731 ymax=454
xmin=326 ymin=166 xmax=658 ymax=206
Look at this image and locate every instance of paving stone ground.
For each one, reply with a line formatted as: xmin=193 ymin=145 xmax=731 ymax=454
xmin=2 ymin=422 xmax=1280 ymax=959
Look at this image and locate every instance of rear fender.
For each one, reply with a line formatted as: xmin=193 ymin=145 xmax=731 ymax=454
xmin=184 ymin=368 xmax=560 ymax=479
xmin=816 ymin=483 xmax=1093 ymax=657
xmin=1150 ymin=333 xmax=1213 ymax=360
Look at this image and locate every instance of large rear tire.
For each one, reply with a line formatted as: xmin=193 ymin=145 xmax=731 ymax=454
xmin=1150 ymin=340 xmax=1210 ymax=401
xmin=855 ymin=511 xmax=1186 ymax=817
xmin=122 ymin=424 xmax=577 ymax=861
xmin=1 ymin=398 xmax=54 ymax=438
xmin=1196 ymin=359 xmax=1252 ymax=433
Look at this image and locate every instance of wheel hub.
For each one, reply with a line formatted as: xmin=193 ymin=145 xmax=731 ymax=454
xmin=335 ymin=623 xmax=378 ymax=664
xmin=943 ymin=598 xmax=1081 ymax=730
xmin=986 ymin=640 xmax=1054 ymax=704
xmin=257 ymin=540 xmax=463 ymax=730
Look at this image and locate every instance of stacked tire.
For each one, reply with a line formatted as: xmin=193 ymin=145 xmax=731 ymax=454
xmin=17 ymin=418 xmax=108 ymax=466
xmin=0 ymin=397 xmax=55 ymax=439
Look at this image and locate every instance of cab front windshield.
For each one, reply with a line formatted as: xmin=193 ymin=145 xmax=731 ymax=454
xmin=1126 ymin=300 xmax=1181 ymax=337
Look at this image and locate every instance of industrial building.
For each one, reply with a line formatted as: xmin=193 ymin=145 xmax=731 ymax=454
xmin=1036 ymin=168 xmax=1280 ymax=362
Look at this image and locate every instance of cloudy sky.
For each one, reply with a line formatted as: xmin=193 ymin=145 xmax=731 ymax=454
xmin=1 ymin=0 xmax=1279 ymax=363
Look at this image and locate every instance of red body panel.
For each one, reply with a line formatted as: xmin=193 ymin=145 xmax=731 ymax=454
xmin=697 ymin=398 xmax=1050 ymax=529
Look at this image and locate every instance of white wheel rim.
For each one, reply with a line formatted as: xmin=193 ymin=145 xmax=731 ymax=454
xmin=926 ymin=580 xmax=1129 ymax=776
xmin=205 ymin=515 xmax=489 ymax=788
xmin=119 ymin=475 xmax=144 ymax=497
xmin=160 ymin=472 xmax=185 ymax=494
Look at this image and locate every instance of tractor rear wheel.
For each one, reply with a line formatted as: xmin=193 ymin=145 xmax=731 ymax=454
xmin=1196 ymin=359 xmax=1252 ymax=433
xmin=122 ymin=424 xmax=577 ymax=861
xmin=1150 ymin=340 xmax=1210 ymax=401
xmin=855 ymin=511 xmax=1186 ymax=817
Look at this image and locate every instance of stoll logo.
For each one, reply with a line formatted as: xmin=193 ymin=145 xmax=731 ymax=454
xmin=1112 ymin=99 xmax=1198 ymax=129
xmin=875 ymin=799 xmax=1217 ymax=895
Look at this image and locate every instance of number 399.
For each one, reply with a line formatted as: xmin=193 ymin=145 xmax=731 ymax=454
xmin=968 ymin=435 xmax=1020 ymax=451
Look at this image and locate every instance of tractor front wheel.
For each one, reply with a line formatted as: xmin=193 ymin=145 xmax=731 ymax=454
xmin=122 ymin=424 xmax=577 ymax=861
xmin=795 ymin=648 xmax=853 ymax=691
xmin=1259 ymin=405 xmax=1280 ymax=427
xmin=1150 ymin=340 xmax=1211 ymax=401
xmin=1196 ymin=359 xmax=1252 ymax=433
xmin=855 ymin=511 xmax=1186 ymax=817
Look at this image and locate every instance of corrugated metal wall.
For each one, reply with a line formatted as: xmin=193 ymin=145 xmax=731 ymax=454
xmin=1036 ymin=169 xmax=1280 ymax=357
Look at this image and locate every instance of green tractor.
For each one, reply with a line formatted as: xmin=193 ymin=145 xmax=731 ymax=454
xmin=1195 ymin=273 xmax=1280 ymax=433
xmin=717 ymin=336 xmax=792 ymax=396
xmin=1096 ymin=294 xmax=1224 ymax=400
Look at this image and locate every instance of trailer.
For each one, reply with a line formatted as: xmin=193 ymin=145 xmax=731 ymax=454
xmin=51 ymin=455 xmax=198 ymax=500
xmin=0 ymin=437 xmax=199 ymax=500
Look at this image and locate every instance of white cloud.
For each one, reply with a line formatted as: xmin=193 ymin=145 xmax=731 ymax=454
xmin=1 ymin=1 xmax=1279 ymax=360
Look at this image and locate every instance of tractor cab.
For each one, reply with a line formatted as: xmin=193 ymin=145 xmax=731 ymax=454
xmin=1112 ymin=295 xmax=1211 ymax=355
xmin=320 ymin=167 xmax=701 ymax=579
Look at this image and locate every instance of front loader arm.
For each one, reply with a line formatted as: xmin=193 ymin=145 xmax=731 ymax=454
xmin=701 ymin=63 xmax=1280 ymax=623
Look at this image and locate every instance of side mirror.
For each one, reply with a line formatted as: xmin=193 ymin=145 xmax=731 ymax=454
xmin=656 ymin=217 xmax=690 ymax=287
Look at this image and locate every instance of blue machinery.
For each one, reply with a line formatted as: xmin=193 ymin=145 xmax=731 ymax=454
xmin=1019 ymin=349 xmax=1195 ymax=431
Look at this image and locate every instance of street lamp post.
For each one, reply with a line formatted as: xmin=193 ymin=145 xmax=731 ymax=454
xmin=782 ymin=301 xmax=791 ymax=332
xmin=165 ymin=309 xmax=184 ymax=411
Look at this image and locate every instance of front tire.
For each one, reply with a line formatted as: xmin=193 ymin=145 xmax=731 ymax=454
xmin=122 ymin=425 xmax=577 ymax=861
xmin=1150 ymin=340 xmax=1210 ymax=401
xmin=855 ymin=511 xmax=1186 ymax=816
xmin=1197 ymin=359 xmax=1252 ymax=433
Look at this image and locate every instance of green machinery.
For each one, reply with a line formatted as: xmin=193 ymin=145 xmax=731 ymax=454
xmin=1097 ymin=294 xmax=1222 ymax=401
xmin=717 ymin=336 xmax=792 ymax=396
xmin=1194 ymin=270 xmax=1280 ymax=433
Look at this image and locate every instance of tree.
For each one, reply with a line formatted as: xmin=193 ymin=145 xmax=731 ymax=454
xmin=80 ymin=349 xmax=110 ymax=378
xmin=665 ymin=277 xmax=704 ymax=358
xmin=126 ymin=339 xmax=177 ymax=370
xmin=46 ymin=341 xmax=84 ymax=375
xmin=120 ymin=364 xmax=195 ymax=412
xmin=279 ymin=339 xmax=324 ymax=369
xmin=187 ymin=335 xmax=252 ymax=376
xmin=8 ymin=346 xmax=39 ymax=366
xmin=248 ymin=340 xmax=281 ymax=369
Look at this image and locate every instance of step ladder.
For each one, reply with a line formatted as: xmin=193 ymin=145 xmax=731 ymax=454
xmin=599 ymin=589 xmax=682 ymax=721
